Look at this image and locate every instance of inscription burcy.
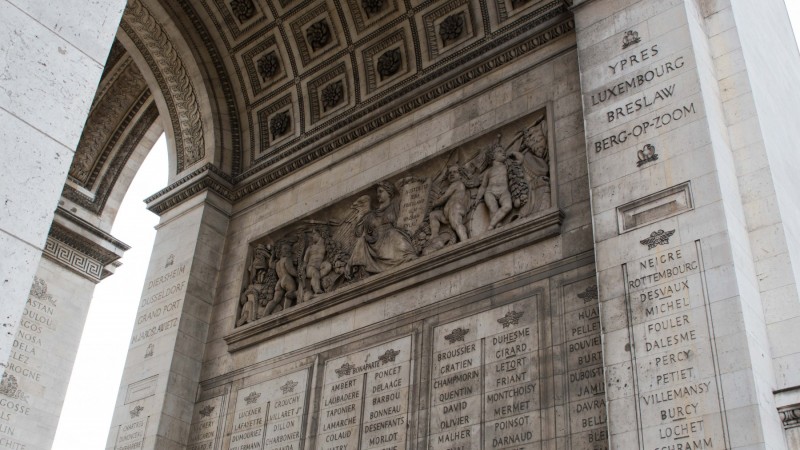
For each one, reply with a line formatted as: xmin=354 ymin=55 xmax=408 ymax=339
xmin=626 ymin=243 xmax=724 ymax=449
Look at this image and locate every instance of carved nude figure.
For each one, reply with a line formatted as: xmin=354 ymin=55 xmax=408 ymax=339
xmin=477 ymin=136 xmax=513 ymax=230
xmin=429 ymin=165 xmax=470 ymax=243
xmin=304 ymin=229 xmax=332 ymax=297
xmin=262 ymin=242 xmax=298 ymax=314
xmin=237 ymin=285 xmax=258 ymax=327
xmin=249 ymin=244 xmax=270 ymax=284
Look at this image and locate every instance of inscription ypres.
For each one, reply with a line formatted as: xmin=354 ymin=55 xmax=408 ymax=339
xmin=430 ymin=299 xmax=540 ymax=449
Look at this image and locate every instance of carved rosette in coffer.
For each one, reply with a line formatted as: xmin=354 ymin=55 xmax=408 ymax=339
xmin=234 ymin=109 xmax=558 ymax=330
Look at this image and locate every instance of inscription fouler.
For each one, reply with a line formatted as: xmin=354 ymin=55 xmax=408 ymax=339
xmin=317 ymin=336 xmax=412 ymax=450
xmin=625 ymin=242 xmax=728 ymax=449
xmin=430 ymin=299 xmax=541 ymax=449
xmin=230 ymin=369 xmax=309 ymax=450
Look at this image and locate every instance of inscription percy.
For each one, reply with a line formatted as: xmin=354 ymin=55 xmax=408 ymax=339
xmin=230 ymin=370 xmax=309 ymax=450
xmin=429 ymin=300 xmax=540 ymax=449
xmin=625 ymin=242 xmax=728 ymax=450
xmin=317 ymin=336 xmax=412 ymax=450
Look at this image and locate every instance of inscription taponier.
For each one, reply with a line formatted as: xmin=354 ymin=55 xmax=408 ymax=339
xmin=236 ymin=111 xmax=554 ymax=327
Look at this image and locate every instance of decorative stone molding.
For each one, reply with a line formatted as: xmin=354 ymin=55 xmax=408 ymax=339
xmin=781 ymin=405 xmax=800 ymax=429
xmin=43 ymin=209 xmax=129 ymax=283
xmin=122 ymin=0 xmax=205 ymax=172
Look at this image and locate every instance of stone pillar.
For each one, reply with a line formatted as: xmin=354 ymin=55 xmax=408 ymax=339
xmin=106 ymin=192 xmax=230 ymax=450
xmin=0 ymin=208 xmax=128 ymax=449
xmin=574 ymin=0 xmax=788 ymax=448
xmin=0 ymin=0 xmax=127 ymax=367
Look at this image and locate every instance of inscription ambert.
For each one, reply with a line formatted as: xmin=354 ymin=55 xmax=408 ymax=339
xmin=317 ymin=336 xmax=411 ymax=450
xmin=430 ymin=299 xmax=541 ymax=449
xmin=625 ymin=242 xmax=727 ymax=449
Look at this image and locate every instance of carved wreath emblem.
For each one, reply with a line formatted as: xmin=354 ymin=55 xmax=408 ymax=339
xmin=199 ymin=405 xmax=216 ymax=418
xmin=307 ymin=20 xmax=331 ymax=51
xmin=377 ymin=48 xmax=402 ymax=80
xmin=321 ymin=81 xmax=345 ymax=111
xmin=335 ymin=362 xmax=355 ymax=378
xmin=280 ymin=380 xmax=298 ymax=394
xmin=229 ymin=0 xmax=256 ymax=22
xmin=244 ymin=391 xmax=261 ymax=405
xmin=270 ymin=111 xmax=291 ymax=140
xmin=622 ymin=30 xmax=641 ymax=49
xmin=640 ymin=229 xmax=675 ymax=249
xmin=444 ymin=327 xmax=470 ymax=344
xmin=439 ymin=13 xmax=465 ymax=46
xmin=257 ymin=52 xmax=280 ymax=81
xmin=578 ymin=285 xmax=598 ymax=302
xmin=362 ymin=0 xmax=384 ymax=15
xmin=497 ymin=311 xmax=524 ymax=328
xmin=130 ymin=405 xmax=144 ymax=418
xmin=378 ymin=349 xmax=401 ymax=364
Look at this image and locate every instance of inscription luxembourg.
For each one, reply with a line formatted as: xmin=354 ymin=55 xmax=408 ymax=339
xmin=230 ymin=370 xmax=309 ymax=450
xmin=430 ymin=300 xmax=540 ymax=449
xmin=564 ymin=282 xmax=608 ymax=450
xmin=625 ymin=242 xmax=727 ymax=449
xmin=317 ymin=336 xmax=412 ymax=450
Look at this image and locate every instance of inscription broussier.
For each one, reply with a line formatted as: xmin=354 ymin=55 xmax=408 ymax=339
xmin=430 ymin=300 xmax=541 ymax=449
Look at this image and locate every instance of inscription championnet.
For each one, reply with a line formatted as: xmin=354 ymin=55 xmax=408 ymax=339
xmin=431 ymin=317 xmax=538 ymax=448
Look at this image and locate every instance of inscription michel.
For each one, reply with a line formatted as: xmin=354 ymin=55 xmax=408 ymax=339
xmin=316 ymin=336 xmax=412 ymax=450
xmin=429 ymin=299 xmax=540 ymax=449
xmin=625 ymin=242 xmax=728 ymax=449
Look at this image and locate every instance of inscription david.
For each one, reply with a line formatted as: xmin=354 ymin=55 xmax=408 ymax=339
xmin=236 ymin=111 xmax=554 ymax=327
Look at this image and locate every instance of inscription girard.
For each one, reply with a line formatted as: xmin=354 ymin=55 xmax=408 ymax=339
xmin=430 ymin=299 xmax=541 ymax=449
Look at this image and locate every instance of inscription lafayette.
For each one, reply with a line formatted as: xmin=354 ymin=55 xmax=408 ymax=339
xmin=430 ymin=300 xmax=540 ymax=449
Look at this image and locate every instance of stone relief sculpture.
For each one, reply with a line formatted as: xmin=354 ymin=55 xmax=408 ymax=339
xmin=236 ymin=112 xmax=553 ymax=326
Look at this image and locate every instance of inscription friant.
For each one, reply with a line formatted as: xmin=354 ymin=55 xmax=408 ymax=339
xmin=625 ymin=241 xmax=728 ymax=449
xmin=317 ymin=336 xmax=412 ymax=450
xmin=430 ymin=299 xmax=540 ymax=449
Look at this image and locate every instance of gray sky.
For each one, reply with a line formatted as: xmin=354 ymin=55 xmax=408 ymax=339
xmin=53 ymin=5 xmax=800 ymax=449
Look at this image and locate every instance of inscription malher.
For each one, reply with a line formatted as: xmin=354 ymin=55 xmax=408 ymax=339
xmin=625 ymin=242 xmax=728 ymax=450
xmin=430 ymin=299 xmax=541 ymax=449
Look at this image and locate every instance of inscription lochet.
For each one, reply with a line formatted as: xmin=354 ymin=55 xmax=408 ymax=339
xmin=236 ymin=112 xmax=553 ymax=326
xmin=317 ymin=336 xmax=412 ymax=450
xmin=430 ymin=300 xmax=541 ymax=449
xmin=625 ymin=242 xmax=729 ymax=450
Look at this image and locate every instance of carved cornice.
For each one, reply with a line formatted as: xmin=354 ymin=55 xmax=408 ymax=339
xmin=781 ymin=405 xmax=800 ymax=429
xmin=143 ymin=17 xmax=574 ymax=215
xmin=225 ymin=209 xmax=563 ymax=350
xmin=122 ymin=0 xmax=205 ymax=173
xmin=44 ymin=209 xmax=130 ymax=282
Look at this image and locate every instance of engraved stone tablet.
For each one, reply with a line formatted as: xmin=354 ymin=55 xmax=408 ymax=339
xmin=317 ymin=336 xmax=412 ymax=450
xmin=396 ymin=177 xmax=432 ymax=234
xmin=230 ymin=369 xmax=309 ymax=450
xmin=624 ymin=241 xmax=728 ymax=449
xmin=430 ymin=299 xmax=540 ymax=449
xmin=115 ymin=417 xmax=148 ymax=450
xmin=188 ymin=396 xmax=225 ymax=450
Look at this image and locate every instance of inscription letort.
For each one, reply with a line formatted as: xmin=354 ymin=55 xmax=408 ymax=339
xmin=236 ymin=113 xmax=553 ymax=327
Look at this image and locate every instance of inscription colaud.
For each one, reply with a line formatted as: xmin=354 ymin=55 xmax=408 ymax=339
xmin=230 ymin=370 xmax=308 ymax=450
xmin=565 ymin=284 xmax=608 ymax=449
xmin=131 ymin=263 xmax=188 ymax=345
xmin=591 ymin=42 xmax=696 ymax=153
xmin=626 ymin=243 xmax=725 ymax=449
xmin=317 ymin=336 xmax=411 ymax=450
xmin=430 ymin=301 xmax=539 ymax=449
